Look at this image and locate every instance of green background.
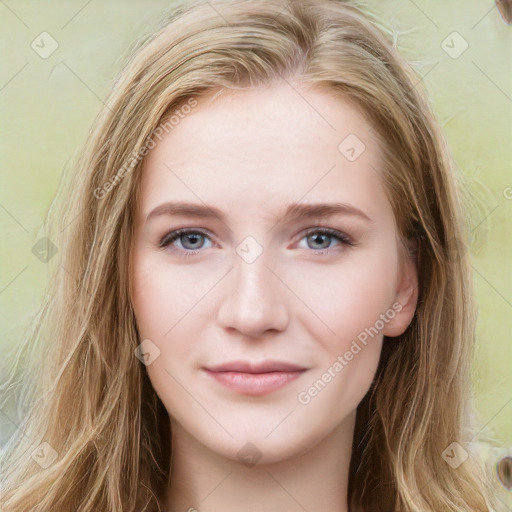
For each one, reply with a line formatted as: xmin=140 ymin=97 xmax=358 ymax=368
xmin=1 ymin=0 xmax=511 ymax=482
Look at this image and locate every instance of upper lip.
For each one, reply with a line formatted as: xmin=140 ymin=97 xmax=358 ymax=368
xmin=204 ymin=360 xmax=308 ymax=373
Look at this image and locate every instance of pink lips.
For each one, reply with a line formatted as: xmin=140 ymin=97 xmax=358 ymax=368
xmin=203 ymin=360 xmax=307 ymax=396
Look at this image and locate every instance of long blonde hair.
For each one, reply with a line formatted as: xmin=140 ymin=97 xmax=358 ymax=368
xmin=0 ymin=0 xmax=501 ymax=510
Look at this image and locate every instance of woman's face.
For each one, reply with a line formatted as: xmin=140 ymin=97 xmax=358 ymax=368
xmin=130 ymin=83 xmax=417 ymax=465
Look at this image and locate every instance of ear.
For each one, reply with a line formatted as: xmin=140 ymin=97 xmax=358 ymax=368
xmin=383 ymin=243 xmax=418 ymax=337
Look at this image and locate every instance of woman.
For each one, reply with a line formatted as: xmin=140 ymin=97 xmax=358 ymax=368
xmin=0 ymin=0 xmax=502 ymax=510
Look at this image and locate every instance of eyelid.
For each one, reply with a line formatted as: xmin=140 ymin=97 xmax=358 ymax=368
xmin=299 ymin=226 xmax=353 ymax=245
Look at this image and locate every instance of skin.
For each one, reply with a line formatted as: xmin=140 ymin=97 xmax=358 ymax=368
xmin=130 ymin=82 xmax=418 ymax=512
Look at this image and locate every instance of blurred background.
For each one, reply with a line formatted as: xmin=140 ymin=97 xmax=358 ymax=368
xmin=0 ymin=0 xmax=511 ymax=500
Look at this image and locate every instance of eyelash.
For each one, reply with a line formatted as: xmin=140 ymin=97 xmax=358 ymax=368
xmin=158 ymin=227 xmax=354 ymax=257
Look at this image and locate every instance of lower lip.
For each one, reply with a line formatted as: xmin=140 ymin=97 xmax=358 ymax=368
xmin=204 ymin=369 xmax=305 ymax=396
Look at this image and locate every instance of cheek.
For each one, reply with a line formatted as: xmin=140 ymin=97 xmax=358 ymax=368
xmin=276 ymin=251 xmax=394 ymax=418
xmin=131 ymin=254 xmax=217 ymax=337
xmin=131 ymin=257 xmax=214 ymax=412
xmin=293 ymin=337 xmax=381 ymax=444
xmin=284 ymin=246 xmax=398 ymax=351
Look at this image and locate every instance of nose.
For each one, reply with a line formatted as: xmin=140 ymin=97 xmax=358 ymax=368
xmin=216 ymin=250 xmax=290 ymax=338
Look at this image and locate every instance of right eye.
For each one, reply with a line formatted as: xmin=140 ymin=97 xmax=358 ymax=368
xmin=159 ymin=228 xmax=214 ymax=256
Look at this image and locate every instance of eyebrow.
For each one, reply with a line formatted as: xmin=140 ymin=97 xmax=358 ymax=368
xmin=145 ymin=201 xmax=373 ymax=225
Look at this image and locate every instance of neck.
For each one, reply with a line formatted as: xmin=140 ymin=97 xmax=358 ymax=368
xmin=162 ymin=413 xmax=354 ymax=512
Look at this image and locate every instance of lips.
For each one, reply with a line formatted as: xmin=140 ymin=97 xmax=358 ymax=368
xmin=203 ymin=360 xmax=308 ymax=396
xmin=205 ymin=360 xmax=307 ymax=373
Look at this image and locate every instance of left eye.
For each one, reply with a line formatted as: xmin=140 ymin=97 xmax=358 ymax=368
xmin=298 ymin=228 xmax=352 ymax=250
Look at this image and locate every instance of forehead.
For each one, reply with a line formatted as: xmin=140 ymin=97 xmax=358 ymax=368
xmin=137 ymin=83 xmax=391 ymax=223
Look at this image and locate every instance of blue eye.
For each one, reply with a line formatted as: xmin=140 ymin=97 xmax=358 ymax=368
xmin=159 ymin=227 xmax=353 ymax=257
xmin=159 ymin=229 xmax=213 ymax=254
xmin=298 ymin=228 xmax=353 ymax=251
